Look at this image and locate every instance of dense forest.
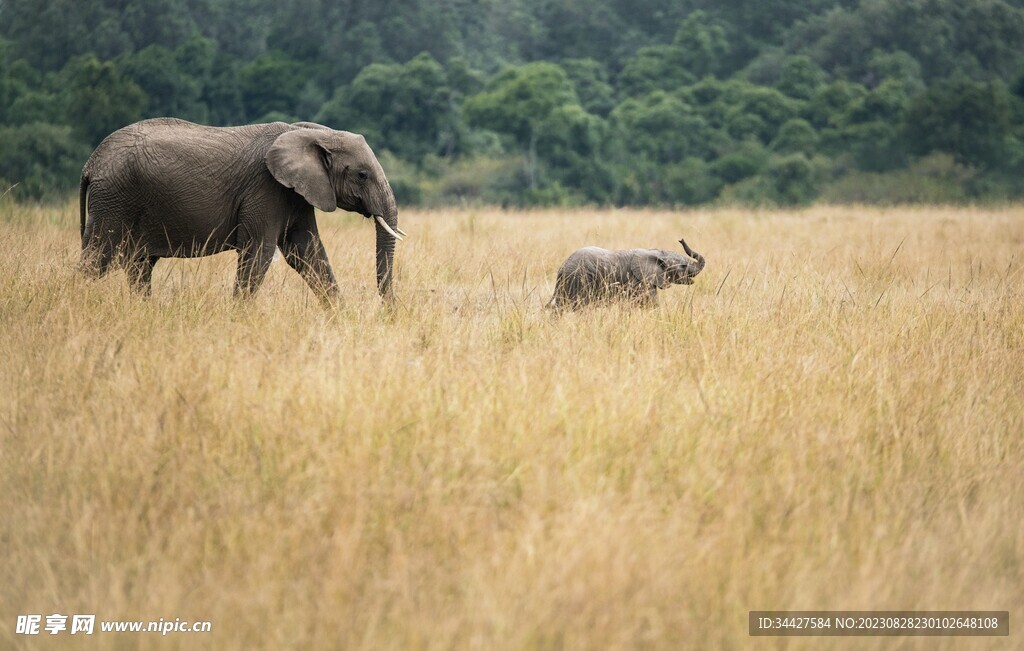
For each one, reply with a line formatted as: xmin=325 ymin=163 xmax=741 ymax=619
xmin=2 ymin=0 xmax=1024 ymax=206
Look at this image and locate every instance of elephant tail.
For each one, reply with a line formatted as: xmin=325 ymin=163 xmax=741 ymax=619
xmin=79 ymin=174 xmax=90 ymax=246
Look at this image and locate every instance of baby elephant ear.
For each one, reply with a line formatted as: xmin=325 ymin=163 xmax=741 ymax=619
xmin=631 ymin=253 xmax=670 ymax=289
xmin=265 ymin=128 xmax=337 ymax=212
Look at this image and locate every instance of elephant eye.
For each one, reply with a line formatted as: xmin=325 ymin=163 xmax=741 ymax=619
xmin=357 ymin=170 xmax=369 ymax=181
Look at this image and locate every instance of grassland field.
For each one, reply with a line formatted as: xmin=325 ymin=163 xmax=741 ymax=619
xmin=0 ymin=202 xmax=1022 ymax=650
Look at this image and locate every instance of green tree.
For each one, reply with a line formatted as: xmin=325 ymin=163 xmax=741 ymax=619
xmin=265 ymin=0 xmax=327 ymax=63
xmin=463 ymin=62 xmax=579 ymax=187
xmin=615 ymin=157 xmax=722 ymax=206
xmin=680 ymin=77 xmax=756 ymax=129
xmin=175 ymin=33 xmax=217 ymax=82
xmin=724 ymin=86 xmax=801 ymax=144
xmin=617 ymin=46 xmax=694 ymax=97
xmin=767 ymin=153 xmax=818 ymax=205
xmin=324 ymin=21 xmax=391 ymax=87
xmin=239 ymin=51 xmax=308 ymax=122
xmin=120 ymin=0 xmax=196 ymax=51
xmin=776 ymin=56 xmax=826 ymax=100
xmin=0 ymin=0 xmax=200 ymax=71
xmin=534 ymin=0 xmax=630 ymax=62
xmin=0 ymin=122 xmax=91 ymax=200
xmin=446 ymin=56 xmax=486 ymax=98
xmin=317 ymin=53 xmax=460 ymax=160
xmin=536 ymin=104 xmax=613 ymax=202
xmin=805 ymin=79 xmax=868 ymax=130
xmin=866 ymin=50 xmax=924 ymax=94
xmin=834 ymin=79 xmax=912 ymax=170
xmin=771 ymin=118 xmax=819 ymax=154
xmin=787 ymin=0 xmax=1024 ymax=82
xmin=62 ymin=55 xmax=147 ymax=146
xmin=561 ymin=59 xmax=616 ymax=117
xmin=4 ymin=0 xmax=1024 ymax=205
xmin=706 ymin=0 xmax=839 ymax=69
xmin=711 ymin=140 xmax=769 ymax=183
xmin=0 ymin=40 xmax=12 ymax=123
xmin=1 ymin=51 xmax=64 ymax=126
xmin=6 ymin=90 xmax=66 ymax=126
xmin=204 ymin=53 xmax=246 ymax=125
xmin=905 ymin=78 xmax=1014 ymax=168
xmin=120 ymin=45 xmax=205 ymax=121
xmin=662 ymin=158 xmax=723 ymax=205
xmin=612 ymin=91 xmax=717 ymax=165
xmin=672 ymin=10 xmax=730 ymax=79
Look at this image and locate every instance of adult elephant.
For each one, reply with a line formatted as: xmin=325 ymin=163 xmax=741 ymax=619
xmin=79 ymin=118 xmax=404 ymax=303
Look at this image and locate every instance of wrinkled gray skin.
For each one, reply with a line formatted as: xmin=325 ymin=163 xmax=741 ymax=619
xmin=549 ymin=239 xmax=705 ymax=310
xmin=79 ymin=118 xmax=399 ymax=303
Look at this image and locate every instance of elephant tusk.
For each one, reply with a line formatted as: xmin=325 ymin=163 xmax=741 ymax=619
xmin=374 ymin=215 xmax=404 ymax=241
xmin=396 ymin=226 xmax=408 ymax=237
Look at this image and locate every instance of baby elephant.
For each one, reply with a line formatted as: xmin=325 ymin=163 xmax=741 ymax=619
xmin=549 ymin=239 xmax=705 ymax=309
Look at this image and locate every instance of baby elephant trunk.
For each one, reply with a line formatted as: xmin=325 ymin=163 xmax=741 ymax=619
xmin=679 ymin=239 xmax=705 ymax=277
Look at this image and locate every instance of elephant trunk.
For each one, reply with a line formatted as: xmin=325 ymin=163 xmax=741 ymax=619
xmin=679 ymin=239 xmax=705 ymax=277
xmin=374 ymin=190 xmax=400 ymax=298
xmin=375 ymin=221 xmax=395 ymax=298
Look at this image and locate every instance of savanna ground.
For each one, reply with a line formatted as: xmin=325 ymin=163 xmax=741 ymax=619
xmin=0 ymin=202 xmax=1021 ymax=650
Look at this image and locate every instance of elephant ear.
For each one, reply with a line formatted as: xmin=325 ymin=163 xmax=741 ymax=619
xmin=630 ymin=252 xmax=670 ymax=289
xmin=265 ymin=129 xmax=337 ymax=212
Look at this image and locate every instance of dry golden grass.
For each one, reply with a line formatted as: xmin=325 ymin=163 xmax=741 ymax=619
xmin=0 ymin=202 xmax=1022 ymax=650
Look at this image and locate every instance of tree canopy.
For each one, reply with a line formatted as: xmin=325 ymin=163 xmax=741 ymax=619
xmin=2 ymin=0 xmax=1024 ymax=204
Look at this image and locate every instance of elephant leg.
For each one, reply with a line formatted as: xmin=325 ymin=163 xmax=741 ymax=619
xmin=80 ymin=184 xmax=148 ymax=279
xmin=80 ymin=245 xmax=114 ymax=279
xmin=548 ymin=276 xmax=568 ymax=310
xmin=281 ymin=222 xmax=339 ymax=305
xmin=233 ymin=243 xmax=276 ymax=298
xmin=560 ymin=271 xmax=589 ymax=309
xmin=80 ymin=214 xmax=119 ymax=279
xmin=546 ymin=291 xmax=565 ymax=311
xmin=127 ymin=256 xmax=159 ymax=295
xmin=638 ymin=286 xmax=659 ymax=308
